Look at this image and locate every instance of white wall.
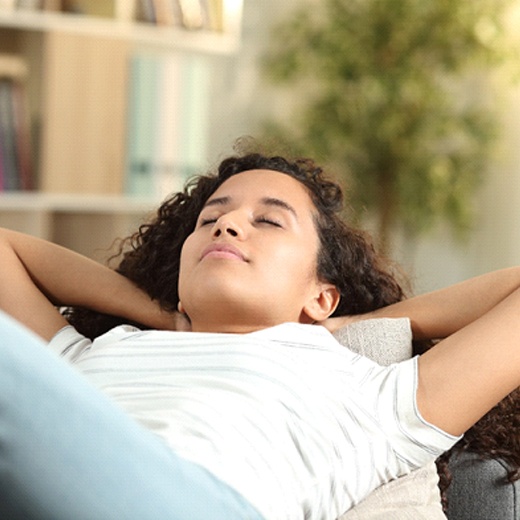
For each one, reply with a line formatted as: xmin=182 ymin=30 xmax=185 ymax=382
xmin=208 ymin=0 xmax=520 ymax=294
xmin=408 ymin=75 xmax=520 ymax=293
xmin=207 ymin=0 xmax=297 ymax=160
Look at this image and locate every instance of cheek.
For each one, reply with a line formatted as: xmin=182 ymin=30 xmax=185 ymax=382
xmin=178 ymin=236 xmax=197 ymax=295
xmin=180 ymin=232 xmax=200 ymax=265
xmin=272 ymin=239 xmax=319 ymax=283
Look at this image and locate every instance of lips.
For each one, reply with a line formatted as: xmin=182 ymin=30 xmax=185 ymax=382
xmin=201 ymin=243 xmax=247 ymax=262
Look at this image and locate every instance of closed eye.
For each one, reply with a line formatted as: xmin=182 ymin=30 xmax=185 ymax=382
xmin=256 ymin=216 xmax=283 ymax=228
xmin=199 ymin=217 xmax=218 ymax=226
xmin=198 ymin=215 xmax=283 ymax=228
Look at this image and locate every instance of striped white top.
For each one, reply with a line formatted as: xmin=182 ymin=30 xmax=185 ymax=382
xmin=49 ymin=322 xmax=458 ymax=520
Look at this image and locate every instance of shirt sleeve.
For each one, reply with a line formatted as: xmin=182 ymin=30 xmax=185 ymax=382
xmin=378 ymin=356 xmax=462 ymax=468
xmin=47 ymin=325 xmax=92 ymax=362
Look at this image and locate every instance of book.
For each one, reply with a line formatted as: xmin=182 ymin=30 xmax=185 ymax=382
xmin=0 ymin=78 xmax=21 ymax=190
xmin=15 ymin=0 xmax=42 ymax=10
xmin=136 ymin=0 xmax=155 ymax=23
xmin=177 ymin=0 xmax=203 ymax=30
xmin=178 ymin=55 xmax=209 ymax=180
xmin=204 ymin=0 xmax=223 ymax=31
xmin=125 ymin=52 xmax=161 ymax=196
xmin=124 ymin=52 xmax=210 ymax=198
xmin=152 ymin=0 xmax=178 ymax=26
xmin=0 ymin=54 xmax=32 ymax=191
xmin=11 ymin=79 xmax=32 ymax=189
xmin=60 ymin=0 xmax=116 ymax=17
xmin=41 ymin=0 xmax=61 ymax=11
xmin=155 ymin=54 xmax=183 ymax=196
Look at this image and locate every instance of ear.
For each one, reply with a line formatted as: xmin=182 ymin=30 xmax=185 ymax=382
xmin=177 ymin=301 xmax=186 ymax=315
xmin=302 ymin=283 xmax=340 ymax=323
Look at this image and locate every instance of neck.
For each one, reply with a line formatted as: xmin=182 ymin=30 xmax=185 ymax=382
xmin=188 ymin=307 xmax=287 ymax=334
xmin=189 ymin=317 xmax=269 ymax=334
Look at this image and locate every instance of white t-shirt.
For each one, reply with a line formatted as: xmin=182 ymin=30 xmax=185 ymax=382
xmin=48 ymin=322 xmax=458 ymax=520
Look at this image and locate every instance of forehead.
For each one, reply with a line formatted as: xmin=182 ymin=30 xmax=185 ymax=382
xmin=210 ymin=169 xmax=313 ymax=206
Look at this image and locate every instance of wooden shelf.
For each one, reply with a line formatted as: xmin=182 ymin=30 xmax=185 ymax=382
xmin=0 ymin=6 xmax=242 ymax=54
xmin=0 ymin=192 xmax=161 ymax=261
xmin=0 ymin=192 xmax=159 ymax=214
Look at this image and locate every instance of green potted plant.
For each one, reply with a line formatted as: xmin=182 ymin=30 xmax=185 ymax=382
xmin=261 ymin=0 xmax=514 ymax=253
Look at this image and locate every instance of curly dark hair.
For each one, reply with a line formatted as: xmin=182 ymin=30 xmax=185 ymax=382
xmin=65 ymin=152 xmax=406 ymax=338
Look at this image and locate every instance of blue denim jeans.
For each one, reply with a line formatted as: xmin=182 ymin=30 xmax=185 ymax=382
xmin=0 ymin=311 xmax=263 ymax=520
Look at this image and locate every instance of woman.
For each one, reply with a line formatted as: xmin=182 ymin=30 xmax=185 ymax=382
xmin=0 ymin=152 xmax=519 ymax=519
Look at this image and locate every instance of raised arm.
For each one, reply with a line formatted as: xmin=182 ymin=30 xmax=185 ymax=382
xmin=0 ymin=228 xmax=174 ymax=341
xmin=417 ymin=282 xmax=520 ymax=437
xmin=323 ymin=268 xmax=520 ymax=437
xmin=324 ymin=267 xmax=520 ymax=340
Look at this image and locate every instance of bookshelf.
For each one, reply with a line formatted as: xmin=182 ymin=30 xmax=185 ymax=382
xmin=0 ymin=192 xmax=157 ymax=261
xmin=0 ymin=4 xmax=242 ymax=55
xmin=0 ymin=1 xmax=243 ymax=258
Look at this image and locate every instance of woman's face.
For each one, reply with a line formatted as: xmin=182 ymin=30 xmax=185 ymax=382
xmin=178 ymin=169 xmax=338 ymax=333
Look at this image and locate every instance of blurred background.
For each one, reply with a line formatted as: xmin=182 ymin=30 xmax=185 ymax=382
xmin=214 ymin=0 xmax=520 ymax=294
xmin=0 ymin=0 xmax=519 ymax=294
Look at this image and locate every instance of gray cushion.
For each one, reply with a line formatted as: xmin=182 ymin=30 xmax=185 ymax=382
xmin=447 ymin=452 xmax=519 ymax=520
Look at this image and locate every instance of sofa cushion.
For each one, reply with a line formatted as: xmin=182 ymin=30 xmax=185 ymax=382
xmin=447 ymin=451 xmax=519 ymax=520
xmin=332 ymin=317 xmax=412 ymax=365
xmin=338 ymin=462 xmax=446 ymax=520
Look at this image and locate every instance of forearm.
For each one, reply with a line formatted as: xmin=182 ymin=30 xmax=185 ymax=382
xmin=0 ymin=228 xmax=172 ymax=339
xmin=322 ymin=267 xmax=520 ymax=340
xmin=417 ymin=283 xmax=520 ymax=436
xmin=370 ymin=267 xmax=520 ymax=340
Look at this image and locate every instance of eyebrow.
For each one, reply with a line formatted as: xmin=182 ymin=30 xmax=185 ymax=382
xmin=203 ymin=196 xmax=298 ymax=219
xmin=261 ymin=197 xmax=298 ymax=218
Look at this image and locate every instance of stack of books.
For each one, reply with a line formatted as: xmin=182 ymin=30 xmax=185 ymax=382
xmin=0 ymin=54 xmax=32 ymax=191
xmin=137 ymin=0 xmax=225 ymax=31
xmin=125 ymin=52 xmax=210 ymax=198
xmin=0 ymin=0 xmax=227 ymax=32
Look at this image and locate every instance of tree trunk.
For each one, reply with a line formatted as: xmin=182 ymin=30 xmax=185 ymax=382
xmin=376 ymin=170 xmax=396 ymax=256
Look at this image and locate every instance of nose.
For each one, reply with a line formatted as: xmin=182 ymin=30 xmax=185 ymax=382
xmin=212 ymin=213 xmax=243 ymax=239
